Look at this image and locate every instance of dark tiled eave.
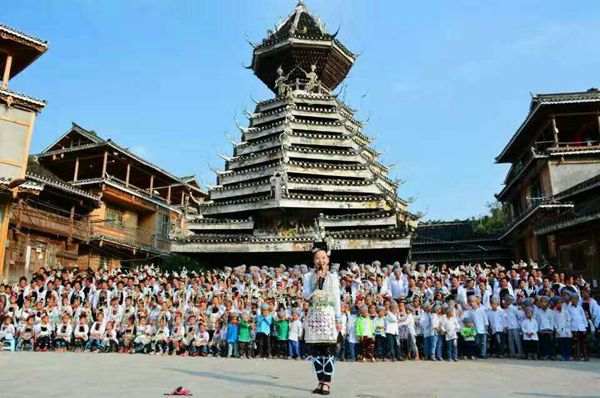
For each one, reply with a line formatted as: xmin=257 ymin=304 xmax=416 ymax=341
xmin=554 ymin=174 xmax=600 ymax=201
xmin=0 ymin=24 xmax=47 ymax=49
xmin=496 ymin=90 xmax=600 ymax=163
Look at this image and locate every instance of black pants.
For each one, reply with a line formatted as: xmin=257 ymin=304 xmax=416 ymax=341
xmin=490 ymin=332 xmax=505 ymax=356
xmin=462 ymin=340 xmax=476 ymax=357
xmin=524 ymin=340 xmax=538 ymax=358
xmin=239 ymin=341 xmax=252 ymax=358
xmin=386 ymin=334 xmax=400 ymax=360
xmin=538 ymin=332 xmax=554 ymax=358
xmin=36 ymin=336 xmax=51 ymax=350
xmin=375 ymin=335 xmax=386 ymax=359
xmin=256 ymin=333 xmax=270 ymax=358
xmin=277 ymin=339 xmax=288 ymax=357
xmin=336 ymin=335 xmax=345 ymax=360
xmin=313 ymin=356 xmax=335 ymax=383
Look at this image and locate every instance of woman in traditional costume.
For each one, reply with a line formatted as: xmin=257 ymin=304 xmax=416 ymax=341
xmin=303 ymin=246 xmax=342 ymax=395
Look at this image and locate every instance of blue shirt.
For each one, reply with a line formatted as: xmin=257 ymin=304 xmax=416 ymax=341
xmin=226 ymin=323 xmax=239 ymax=343
xmin=256 ymin=314 xmax=273 ymax=335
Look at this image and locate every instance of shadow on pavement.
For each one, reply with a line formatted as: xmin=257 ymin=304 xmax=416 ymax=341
xmin=162 ymin=367 xmax=313 ymax=394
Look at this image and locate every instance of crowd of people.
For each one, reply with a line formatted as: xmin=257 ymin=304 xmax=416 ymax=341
xmin=0 ymin=259 xmax=598 ymax=362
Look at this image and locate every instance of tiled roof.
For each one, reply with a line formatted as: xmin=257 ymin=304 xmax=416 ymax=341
xmin=496 ymin=89 xmax=600 ymax=163
xmin=0 ymin=87 xmax=46 ymax=110
xmin=25 ymin=157 xmax=100 ymax=202
xmin=531 ymin=88 xmax=600 ymax=105
xmin=0 ymin=23 xmax=48 ymax=48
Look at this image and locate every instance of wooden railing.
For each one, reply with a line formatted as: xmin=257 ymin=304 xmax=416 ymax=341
xmin=90 ymin=219 xmax=170 ymax=252
xmin=10 ymin=204 xmax=90 ymax=241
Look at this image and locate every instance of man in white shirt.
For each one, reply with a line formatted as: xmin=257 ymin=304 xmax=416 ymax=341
xmin=552 ymin=297 xmax=572 ymax=361
xmin=535 ymin=296 xmax=555 ymax=360
xmin=567 ymin=293 xmax=589 ymax=361
xmin=502 ymin=296 xmax=523 ymax=357
xmin=486 ymin=297 xmax=507 ymax=357
xmin=468 ymin=295 xmax=489 ymax=359
xmin=388 ymin=269 xmax=407 ymax=300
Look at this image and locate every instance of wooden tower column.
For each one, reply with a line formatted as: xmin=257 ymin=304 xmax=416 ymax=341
xmin=1 ymin=54 xmax=12 ymax=89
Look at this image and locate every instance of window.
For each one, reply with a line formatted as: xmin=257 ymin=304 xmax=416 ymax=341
xmin=106 ymin=206 xmax=123 ymax=228
xmin=530 ymin=178 xmax=544 ymax=201
xmin=159 ymin=213 xmax=170 ymax=238
xmin=538 ymin=235 xmax=549 ymax=261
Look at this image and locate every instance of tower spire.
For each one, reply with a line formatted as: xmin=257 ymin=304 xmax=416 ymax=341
xmin=249 ymin=1 xmax=355 ymax=94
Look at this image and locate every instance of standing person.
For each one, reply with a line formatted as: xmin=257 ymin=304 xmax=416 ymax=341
xmin=256 ymin=304 xmax=273 ymax=358
xmin=274 ymin=310 xmax=289 ymax=359
xmin=521 ymin=308 xmax=539 ymax=360
xmin=535 ymin=296 xmax=554 ymax=360
xmin=288 ymin=309 xmax=303 ymax=360
xmin=468 ymin=296 xmax=489 ymax=359
xmin=420 ymin=303 xmax=433 ymax=360
xmin=503 ymin=296 xmax=524 ymax=358
xmin=567 ymin=293 xmax=589 ymax=361
xmin=384 ymin=302 xmax=400 ymax=361
xmin=356 ymin=305 xmax=375 ymax=362
xmin=430 ymin=304 xmax=443 ymax=361
xmin=373 ymin=306 xmax=386 ymax=360
xmin=442 ymin=307 xmax=460 ymax=362
xmin=226 ymin=313 xmax=240 ymax=358
xmin=552 ymin=297 xmax=572 ymax=361
xmin=238 ymin=312 xmax=253 ymax=359
xmin=303 ymin=246 xmax=342 ymax=396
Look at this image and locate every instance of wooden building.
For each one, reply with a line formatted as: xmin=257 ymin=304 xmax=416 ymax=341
xmin=27 ymin=123 xmax=206 ymax=271
xmin=5 ymin=157 xmax=100 ymax=279
xmin=172 ymin=2 xmax=418 ymax=265
xmin=0 ymin=23 xmax=48 ymax=276
xmin=496 ymin=89 xmax=600 ymax=287
xmin=410 ymin=221 xmax=512 ymax=265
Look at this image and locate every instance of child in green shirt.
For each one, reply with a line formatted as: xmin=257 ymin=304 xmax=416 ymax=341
xmin=356 ymin=306 xmax=375 ymax=362
xmin=274 ymin=310 xmax=289 ymax=359
xmin=238 ymin=312 xmax=253 ymax=358
xmin=460 ymin=319 xmax=477 ymax=359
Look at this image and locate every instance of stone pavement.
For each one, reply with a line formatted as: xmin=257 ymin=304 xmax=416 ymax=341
xmin=0 ymin=353 xmax=598 ymax=398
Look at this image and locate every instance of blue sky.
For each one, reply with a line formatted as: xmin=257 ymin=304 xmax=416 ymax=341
xmin=5 ymin=0 xmax=600 ymax=220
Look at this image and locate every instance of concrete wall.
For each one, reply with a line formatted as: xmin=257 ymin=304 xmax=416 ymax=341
xmin=549 ymin=160 xmax=600 ymax=195
xmin=0 ymin=105 xmax=34 ymax=180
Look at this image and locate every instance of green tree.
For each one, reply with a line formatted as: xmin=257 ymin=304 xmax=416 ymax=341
xmin=471 ymin=201 xmax=509 ymax=236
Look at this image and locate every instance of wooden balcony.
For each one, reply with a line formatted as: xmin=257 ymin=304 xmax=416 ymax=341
xmin=90 ymin=220 xmax=170 ymax=253
xmin=10 ymin=204 xmax=90 ymax=241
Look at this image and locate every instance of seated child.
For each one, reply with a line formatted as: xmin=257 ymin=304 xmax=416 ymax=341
xmin=73 ymin=315 xmax=89 ymax=351
xmin=121 ymin=316 xmax=136 ymax=353
xmin=54 ymin=314 xmax=72 ymax=352
xmin=35 ymin=313 xmax=53 ymax=352
xmin=192 ymin=323 xmax=210 ymax=357
xmin=171 ymin=314 xmax=186 ymax=355
xmin=18 ymin=316 xmax=36 ymax=351
xmin=183 ymin=315 xmax=198 ymax=356
xmin=0 ymin=316 xmax=16 ymax=349
xmin=102 ymin=320 xmax=119 ymax=353
xmin=134 ymin=316 xmax=152 ymax=354
xmin=153 ymin=317 xmax=170 ymax=355
xmin=86 ymin=312 xmax=105 ymax=352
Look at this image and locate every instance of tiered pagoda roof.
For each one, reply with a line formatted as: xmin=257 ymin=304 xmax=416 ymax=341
xmin=172 ymin=1 xmax=417 ymax=261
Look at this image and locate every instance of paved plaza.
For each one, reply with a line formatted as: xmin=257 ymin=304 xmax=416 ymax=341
xmin=0 ymin=353 xmax=598 ymax=398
